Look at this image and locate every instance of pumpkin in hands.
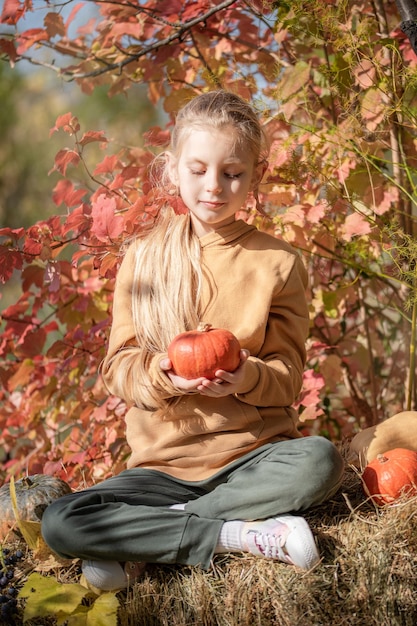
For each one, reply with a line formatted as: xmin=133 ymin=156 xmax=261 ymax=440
xmin=168 ymin=323 xmax=241 ymax=380
xmin=0 ymin=474 xmax=72 ymax=540
xmin=361 ymin=448 xmax=417 ymax=506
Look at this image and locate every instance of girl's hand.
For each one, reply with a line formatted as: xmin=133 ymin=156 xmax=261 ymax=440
xmin=160 ymin=357 xmax=206 ymax=392
xmin=160 ymin=349 xmax=250 ymax=396
xmin=197 ymin=349 xmax=250 ymax=397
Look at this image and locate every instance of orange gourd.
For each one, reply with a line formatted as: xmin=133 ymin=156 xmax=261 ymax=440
xmin=361 ymin=448 xmax=417 ymax=506
xmin=168 ymin=323 xmax=241 ymax=380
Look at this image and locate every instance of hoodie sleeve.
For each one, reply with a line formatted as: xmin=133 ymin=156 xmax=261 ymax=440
xmin=234 ymin=255 xmax=309 ymax=408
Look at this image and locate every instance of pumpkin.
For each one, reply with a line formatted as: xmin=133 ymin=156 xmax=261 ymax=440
xmin=168 ymin=322 xmax=241 ymax=380
xmin=0 ymin=474 xmax=72 ymax=540
xmin=349 ymin=411 xmax=417 ymax=467
xmin=361 ymin=448 xmax=417 ymax=506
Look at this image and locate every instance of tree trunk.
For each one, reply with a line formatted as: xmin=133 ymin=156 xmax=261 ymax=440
xmin=396 ymin=0 xmax=417 ymax=54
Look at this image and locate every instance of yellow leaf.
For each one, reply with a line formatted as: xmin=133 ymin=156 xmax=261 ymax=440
xmin=85 ymin=593 xmax=120 ymax=626
xmin=20 ymin=572 xmax=120 ymax=626
xmin=277 ymin=61 xmax=310 ymax=102
xmin=20 ymin=572 xmax=92 ymax=622
xmin=61 ymin=605 xmax=89 ymax=626
xmin=9 ymin=477 xmax=41 ymax=549
xmin=360 ymin=87 xmax=386 ymax=130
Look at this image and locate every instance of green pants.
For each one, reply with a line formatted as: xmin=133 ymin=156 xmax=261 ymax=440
xmin=41 ymin=437 xmax=344 ymax=569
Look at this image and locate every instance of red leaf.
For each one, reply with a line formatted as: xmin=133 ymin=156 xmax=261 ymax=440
xmin=16 ymin=28 xmax=48 ymax=55
xmin=90 ymin=194 xmax=124 ymax=242
xmin=17 ymin=325 xmax=47 ymax=358
xmin=353 ymin=59 xmax=375 ymax=89
xmin=23 ymin=238 xmax=43 ymax=256
xmin=79 ymin=130 xmax=108 ymax=146
xmin=93 ymin=154 xmax=121 ymax=176
xmin=52 ymin=179 xmax=87 ymax=207
xmin=49 ymin=148 xmax=80 ymax=176
xmin=0 ymin=246 xmax=22 ymax=283
xmin=302 ymin=369 xmax=325 ymax=392
xmin=44 ymin=11 xmax=66 ymax=37
xmin=298 ymin=404 xmax=324 ymax=422
xmin=110 ymin=166 xmax=141 ymax=190
xmin=63 ymin=203 xmax=91 ymax=236
xmin=44 ymin=321 xmax=59 ymax=333
xmin=0 ymin=226 xmax=25 ymax=240
xmin=76 ymin=17 xmax=97 ymax=37
xmin=67 ymin=450 xmax=88 ymax=466
xmin=0 ymin=38 xmax=18 ymax=65
xmin=97 ymin=251 xmax=121 ymax=278
xmin=183 ymin=1 xmax=211 ymax=20
xmin=123 ymin=197 xmax=147 ymax=229
xmin=49 ymin=113 xmax=80 ymax=137
xmin=0 ymin=0 xmax=25 ymax=25
xmin=43 ymin=461 xmax=66 ymax=476
xmin=65 ymin=3 xmax=84 ymax=29
xmin=2 ymin=300 xmax=28 ymax=322
xmin=295 ymin=370 xmax=325 ymax=422
xmin=21 ymin=264 xmax=45 ymax=291
xmin=306 ymin=202 xmax=327 ymax=224
xmin=170 ymin=196 xmax=189 ymax=215
xmin=340 ymin=213 xmax=371 ymax=242
xmin=143 ymin=126 xmax=171 ymax=147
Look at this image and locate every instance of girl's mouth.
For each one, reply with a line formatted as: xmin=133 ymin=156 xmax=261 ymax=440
xmin=200 ymin=200 xmax=224 ymax=207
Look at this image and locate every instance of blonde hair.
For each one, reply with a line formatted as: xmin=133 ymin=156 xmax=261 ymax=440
xmin=170 ymin=90 xmax=268 ymax=175
xmin=131 ymin=90 xmax=267 ymax=411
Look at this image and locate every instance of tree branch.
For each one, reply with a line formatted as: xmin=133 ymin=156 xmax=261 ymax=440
xmin=63 ymin=0 xmax=239 ymax=80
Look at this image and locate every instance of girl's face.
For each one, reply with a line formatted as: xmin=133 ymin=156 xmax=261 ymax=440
xmin=168 ymin=126 xmax=260 ymax=237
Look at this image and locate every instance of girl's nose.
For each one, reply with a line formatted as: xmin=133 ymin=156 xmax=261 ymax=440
xmin=206 ymin=171 xmax=222 ymax=193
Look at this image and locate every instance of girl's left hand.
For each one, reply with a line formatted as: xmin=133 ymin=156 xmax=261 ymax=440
xmin=197 ymin=349 xmax=250 ymax=397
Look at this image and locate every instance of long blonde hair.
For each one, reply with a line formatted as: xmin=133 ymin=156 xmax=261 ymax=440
xmin=131 ymin=90 xmax=267 ymax=411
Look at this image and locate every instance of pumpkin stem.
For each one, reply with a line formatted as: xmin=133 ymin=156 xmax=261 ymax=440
xmin=22 ymin=477 xmax=34 ymax=488
xmin=197 ymin=322 xmax=212 ymax=333
xmin=376 ymin=454 xmax=389 ymax=464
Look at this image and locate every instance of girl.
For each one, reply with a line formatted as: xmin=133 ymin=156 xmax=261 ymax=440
xmin=42 ymin=90 xmax=344 ymax=590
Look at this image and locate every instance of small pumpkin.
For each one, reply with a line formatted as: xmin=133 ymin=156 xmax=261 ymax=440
xmin=361 ymin=448 xmax=417 ymax=506
xmin=0 ymin=474 xmax=72 ymax=540
xmin=168 ymin=322 xmax=241 ymax=380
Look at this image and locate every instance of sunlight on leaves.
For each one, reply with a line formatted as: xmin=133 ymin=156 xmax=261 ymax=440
xmin=84 ymin=592 xmax=120 ymax=626
xmin=19 ymin=572 xmax=119 ymax=625
xmin=20 ymin=573 xmax=91 ymax=621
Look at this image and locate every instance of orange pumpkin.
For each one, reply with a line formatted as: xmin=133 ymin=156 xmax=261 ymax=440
xmin=168 ymin=323 xmax=241 ymax=380
xmin=0 ymin=474 xmax=72 ymax=540
xmin=361 ymin=448 xmax=417 ymax=506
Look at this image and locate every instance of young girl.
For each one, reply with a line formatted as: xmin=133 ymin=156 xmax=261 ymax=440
xmin=42 ymin=90 xmax=344 ymax=590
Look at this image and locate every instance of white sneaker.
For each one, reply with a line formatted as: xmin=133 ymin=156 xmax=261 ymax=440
xmin=81 ymin=560 xmax=146 ymax=591
xmin=242 ymin=515 xmax=320 ymax=570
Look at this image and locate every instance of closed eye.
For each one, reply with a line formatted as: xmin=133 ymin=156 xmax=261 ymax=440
xmin=189 ymin=169 xmax=243 ymax=179
xmin=225 ymin=172 xmax=243 ymax=179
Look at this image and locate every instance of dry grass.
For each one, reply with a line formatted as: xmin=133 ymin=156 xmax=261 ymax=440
xmin=10 ymin=464 xmax=417 ymax=626
xmin=114 ymin=467 xmax=417 ymax=626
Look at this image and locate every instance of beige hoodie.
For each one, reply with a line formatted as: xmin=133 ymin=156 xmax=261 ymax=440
xmin=101 ymin=220 xmax=309 ymax=480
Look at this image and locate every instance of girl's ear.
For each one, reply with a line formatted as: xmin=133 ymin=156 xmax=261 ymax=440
xmin=166 ymin=152 xmax=179 ymax=186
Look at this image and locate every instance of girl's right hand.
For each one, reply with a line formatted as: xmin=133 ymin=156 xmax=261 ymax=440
xmin=159 ymin=357 xmax=206 ymax=392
